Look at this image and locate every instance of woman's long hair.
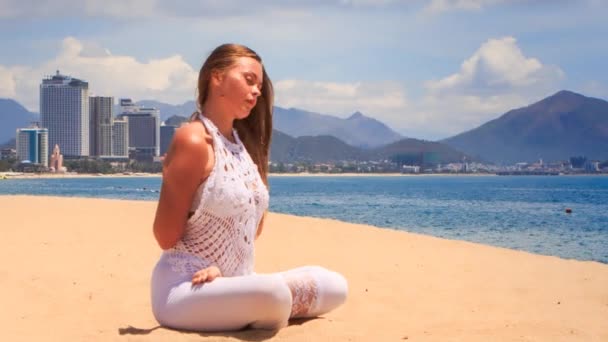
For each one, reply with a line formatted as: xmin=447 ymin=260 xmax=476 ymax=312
xmin=190 ymin=44 xmax=273 ymax=184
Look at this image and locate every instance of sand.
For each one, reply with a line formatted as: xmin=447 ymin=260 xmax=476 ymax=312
xmin=0 ymin=195 xmax=606 ymax=341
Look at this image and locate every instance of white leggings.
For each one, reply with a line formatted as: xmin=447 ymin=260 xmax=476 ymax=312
xmin=151 ymin=253 xmax=348 ymax=331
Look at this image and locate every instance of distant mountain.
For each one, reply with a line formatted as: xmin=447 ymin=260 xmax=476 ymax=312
xmin=270 ymin=130 xmax=468 ymax=164
xmin=125 ymin=100 xmax=404 ymax=148
xmin=164 ymin=115 xmax=189 ymax=127
xmin=0 ymin=99 xmax=39 ymax=144
xmin=112 ymin=100 xmax=195 ymax=122
xmin=135 ymin=100 xmax=196 ymax=121
xmin=371 ymin=138 xmax=470 ymax=164
xmin=442 ymin=90 xmax=608 ymax=164
xmin=270 ymin=130 xmax=365 ymax=163
xmin=0 ymin=97 xmax=466 ymax=165
xmin=273 ymin=107 xmax=403 ymax=148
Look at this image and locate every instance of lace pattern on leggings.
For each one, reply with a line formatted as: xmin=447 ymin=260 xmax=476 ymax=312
xmin=282 ymin=272 xmax=319 ymax=318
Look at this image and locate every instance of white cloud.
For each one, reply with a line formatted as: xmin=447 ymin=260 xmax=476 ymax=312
xmin=0 ymin=66 xmax=17 ymax=98
xmin=4 ymin=36 xmax=410 ymax=130
xmin=274 ymin=79 xmax=408 ymax=121
xmin=426 ymin=37 xmax=563 ymax=95
xmin=0 ymin=34 xmax=569 ymax=141
xmin=402 ymin=36 xmax=565 ymax=138
xmin=0 ymin=37 xmax=198 ymax=111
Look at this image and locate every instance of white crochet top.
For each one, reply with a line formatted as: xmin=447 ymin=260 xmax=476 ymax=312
xmin=165 ymin=113 xmax=269 ymax=277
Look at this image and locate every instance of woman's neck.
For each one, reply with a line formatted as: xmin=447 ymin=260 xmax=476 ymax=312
xmin=202 ymin=99 xmax=235 ymax=142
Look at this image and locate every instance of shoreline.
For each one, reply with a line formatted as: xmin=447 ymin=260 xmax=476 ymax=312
xmin=0 ymin=193 xmax=604 ymax=265
xmin=3 ymin=171 xmax=605 ymax=179
xmin=0 ymin=172 xmax=161 ymax=179
xmin=269 ymin=172 xmax=497 ymax=177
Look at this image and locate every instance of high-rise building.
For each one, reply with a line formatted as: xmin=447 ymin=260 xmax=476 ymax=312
xmin=16 ymin=127 xmax=49 ymax=167
xmin=40 ymin=70 xmax=89 ymax=158
xmin=160 ymin=124 xmax=176 ymax=156
xmin=117 ymin=98 xmax=160 ymax=161
xmin=112 ymin=119 xmax=129 ymax=158
xmin=89 ymin=96 xmax=114 ymax=156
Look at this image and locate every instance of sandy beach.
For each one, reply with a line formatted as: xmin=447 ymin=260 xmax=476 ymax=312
xmin=0 ymin=195 xmax=606 ymax=341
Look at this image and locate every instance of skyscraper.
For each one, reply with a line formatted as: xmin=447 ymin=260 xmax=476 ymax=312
xmin=117 ymin=99 xmax=160 ymax=161
xmin=40 ymin=71 xmax=89 ymax=157
xmin=89 ymin=96 xmax=114 ymax=157
xmin=16 ymin=127 xmax=49 ymax=167
xmin=112 ymin=119 xmax=129 ymax=158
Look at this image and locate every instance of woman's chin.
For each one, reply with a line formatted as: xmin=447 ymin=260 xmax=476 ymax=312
xmin=235 ymin=109 xmax=253 ymax=120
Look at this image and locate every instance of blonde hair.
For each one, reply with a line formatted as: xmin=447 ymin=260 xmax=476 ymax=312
xmin=191 ymin=43 xmax=273 ymax=184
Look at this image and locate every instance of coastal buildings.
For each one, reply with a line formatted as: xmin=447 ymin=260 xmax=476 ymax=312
xmin=15 ymin=126 xmax=48 ymax=167
xmin=40 ymin=71 xmax=89 ymax=158
xmin=117 ymin=98 xmax=160 ymax=161
xmin=0 ymin=148 xmax=16 ymax=160
xmin=89 ymin=96 xmax=114 ymax=157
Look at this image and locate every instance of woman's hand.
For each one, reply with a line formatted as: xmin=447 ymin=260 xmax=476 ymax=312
xmin=192 ymin=265 xmax=222 ymax=285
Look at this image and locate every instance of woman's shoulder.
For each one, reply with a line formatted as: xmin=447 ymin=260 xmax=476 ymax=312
xmin=172 ymin=121 xmax=212 ymax=151
xmin=164 ymin=120 xmax=213 ymax=169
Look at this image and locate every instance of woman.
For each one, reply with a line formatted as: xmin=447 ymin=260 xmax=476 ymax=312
xmin=151 ymin=44 xmax=348 ymax=332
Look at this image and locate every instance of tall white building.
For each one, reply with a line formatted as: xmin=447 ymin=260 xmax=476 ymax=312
xmin=117 ymin=98 xmax=160 ymax=161
xmin=40 ymin=71 xmax=89 ymax=157
xmin=112 ymin=119 xmax=129 ymax=158
xmin=16 ymin=127 xmax=49 ymax=167
xmin=89 ymin=96 xmax=114 ymax=157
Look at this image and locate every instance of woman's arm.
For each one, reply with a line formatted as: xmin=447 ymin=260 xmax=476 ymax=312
xmin=255 ymin=212 xmax=266 ymax=240
xmin=153 ymin=122 xmax=212 ymax=250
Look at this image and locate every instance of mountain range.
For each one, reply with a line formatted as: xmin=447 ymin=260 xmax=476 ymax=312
xmin=129 ymin=101 xmax=403 ymax=148
xmin=1 ymin=90 xmax=607 ymax=165
xmin=272 ymin=107 xmax=403 ymax=148
xmin=442 ymin=90 xmax=608 ymax=164
xmin=270 ymin=131 xmax=468 ymax=164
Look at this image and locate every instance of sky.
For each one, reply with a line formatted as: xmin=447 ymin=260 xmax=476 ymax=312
xmin=0 ymin=0 xmax=606 ymax=140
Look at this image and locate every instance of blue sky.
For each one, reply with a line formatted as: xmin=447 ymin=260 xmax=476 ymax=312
xmin=0 ymin=0 xmax=606 ymax=139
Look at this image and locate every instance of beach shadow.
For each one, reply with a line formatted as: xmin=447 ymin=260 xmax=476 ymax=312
xmin=118 ymin=325 xmax=278 ymax=341
xmin=288 ymin=317 xmax=321 ymax=326
xmin=118 ymin=318 xmax=319 ymax=340
xmin=118 ymin=325 xmax=162 ymax=335
xmin=195 ymin=329 xmax=279 ymax=341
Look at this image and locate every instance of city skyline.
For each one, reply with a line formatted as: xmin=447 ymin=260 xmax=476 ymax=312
xmin=0 ymin=0 xmax=606 ymax=140
xmin=32 ymin=71 xmax=160 ymax=161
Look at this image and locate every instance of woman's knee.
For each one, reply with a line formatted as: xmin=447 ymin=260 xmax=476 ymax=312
xmin=248 ymin=276 xmax=292 ymax=329
xmin=331 ymin=271 xmax=348 ymax=303
xmin=313 ymin=269 xmax=349 ymax=315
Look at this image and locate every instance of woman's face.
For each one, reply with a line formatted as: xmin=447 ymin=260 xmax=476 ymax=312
xmin=214 ymin=56 xmax=263 ymax=120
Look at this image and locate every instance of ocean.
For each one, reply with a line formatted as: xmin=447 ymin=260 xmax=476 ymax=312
xmin=1 ymin=175 xmax=606 ymax=263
